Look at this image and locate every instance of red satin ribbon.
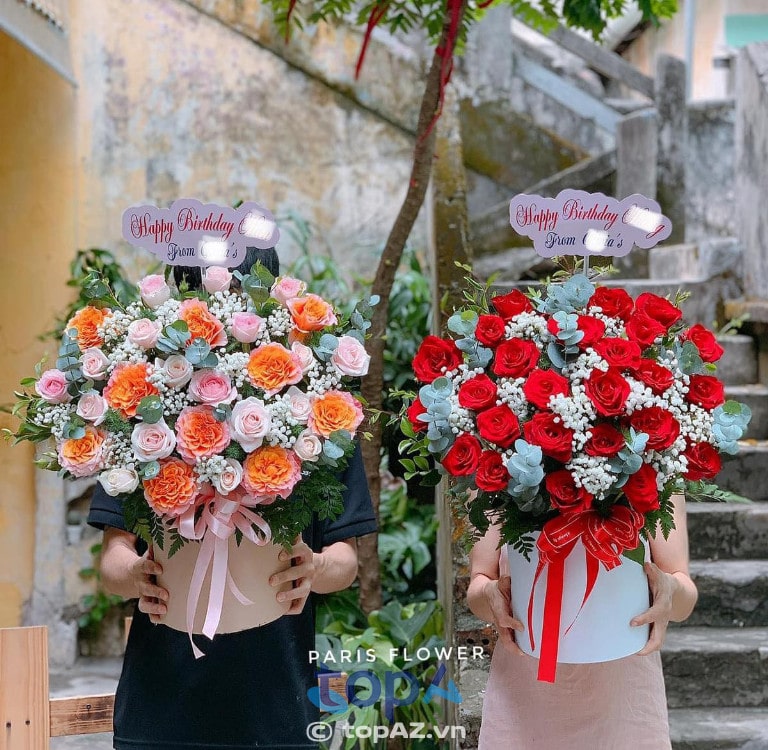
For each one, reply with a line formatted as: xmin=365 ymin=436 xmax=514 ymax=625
xmin=527 ymin=506 xmax=644 ymax=682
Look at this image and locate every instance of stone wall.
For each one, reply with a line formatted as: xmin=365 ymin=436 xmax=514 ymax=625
xmin=736 ymin=43 xmax=768 ymax=301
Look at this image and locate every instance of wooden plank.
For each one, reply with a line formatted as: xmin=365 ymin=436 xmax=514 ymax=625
xmin=49 ymin=695 xmax=115 ymax=737
xmin=514 ymin=55 xmax=621 ymax=134
xmin=0 ymin=626 xmax=50 ymax=750
xmin=547 ymin=24 xmax=655 ymax=99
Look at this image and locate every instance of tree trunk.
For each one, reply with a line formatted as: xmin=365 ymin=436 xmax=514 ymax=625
xmin=357 ymin=1 xmax=468 ymax=615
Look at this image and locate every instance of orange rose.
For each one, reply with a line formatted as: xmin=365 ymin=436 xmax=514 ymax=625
xmin=242 ymin=445 xmax=302 ymax=500
xmin=246 ymin=343 xmax=303 ymax=395
xmin=58 ymin=426 xmax=106 ymax=477
xmin=286 ymin=294 xmax=338 ymax=333
xmin=143 ymin=458 xmax=198 ymax=517
xmin=178 ymin=299 xmax=227 ymax=348
xmin=103 ymin=363 xmax=159 ymax=418
xmin=175 ymin=405 xmax=231 ymax=462
xmin=308 ymin=390 xmax=364 ymax=438
xmin=66 ymin=306 xmax=109 ymax=350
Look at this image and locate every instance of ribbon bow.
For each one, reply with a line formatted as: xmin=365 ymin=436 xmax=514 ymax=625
xmin=176 ymin=491 xmax=272 ymax=659
xmin=528 ymin=505 xmax=644 ymax=682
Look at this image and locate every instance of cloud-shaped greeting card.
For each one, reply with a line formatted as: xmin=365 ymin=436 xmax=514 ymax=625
xmin=122 ymin=198 xmax=280 ymax=267
xmin=509 ymin=189 xmax=671 ymax=258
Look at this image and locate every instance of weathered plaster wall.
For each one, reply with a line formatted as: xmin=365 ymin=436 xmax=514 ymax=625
xmin=69 ymin=0 xmax=425 ymax=280
xmin=736 ymin=43 xmax=768 ymax=300
xmin=0 ymin=32 xmax=76 ymax=627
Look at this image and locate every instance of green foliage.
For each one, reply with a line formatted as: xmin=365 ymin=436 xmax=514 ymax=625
xmin=314 ymin=600 xmax=446 ymax=749
xmin=44 ymin=248 xmax=141 ymax=341
xmin=266 ymin=0 xmax=677 ymax=47
xmin=684 ymin=480 xmax=752 ymax=504
xmin=78 ymin=543 xmax=124 ymax=635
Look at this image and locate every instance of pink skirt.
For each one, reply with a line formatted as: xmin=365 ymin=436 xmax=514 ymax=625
xmin=478 ymin=645 xmax=671 ymax=749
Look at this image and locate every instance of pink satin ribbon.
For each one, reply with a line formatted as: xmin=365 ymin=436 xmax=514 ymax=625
xmin=175 ymin=492 xmax=272 ymax=659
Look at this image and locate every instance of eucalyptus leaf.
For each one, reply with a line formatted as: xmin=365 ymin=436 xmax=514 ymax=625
xmin=136 ymin=395 xmax=164 ymax=424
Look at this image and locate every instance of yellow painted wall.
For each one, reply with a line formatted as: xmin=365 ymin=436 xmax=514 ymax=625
xmin=624 ymin=0 xmax=768 ymax=100
xmin=0 ymin=32 xmax=76 ymax=626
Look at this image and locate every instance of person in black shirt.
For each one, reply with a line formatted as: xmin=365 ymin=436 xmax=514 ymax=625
xmin=89 ymin=248 xmax=377 ymax=749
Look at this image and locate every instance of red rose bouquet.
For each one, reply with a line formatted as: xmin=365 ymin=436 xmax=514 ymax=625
xmin=400 ymin=273 xmax=751 ymax=679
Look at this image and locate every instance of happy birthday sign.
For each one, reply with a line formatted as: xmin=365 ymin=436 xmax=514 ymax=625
xmin=509 ymin=189 xmax=671 ymax=258
xmin=122 ymin=198 xmax=280 ymax=267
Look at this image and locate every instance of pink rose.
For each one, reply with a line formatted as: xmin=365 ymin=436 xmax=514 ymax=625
xmin=76 ymin=392 xmax=108 ymax=424
xmin=131 ymin=420 xmax=177 ymax=462
xmin=203 ymin=266 xmax=233 ymax=294
xmin=293 ymin=430 xmax=322 ymax=462
xmin=271 ymin=276 xmax=306 ymax=305
xmin=161 ymin=355 xmax=193 ymax=388
xmin=36 ymin=369 xmax=72 ymax=404
xmin=137 ymin=275 xmax=171 ymax=309
xmin=81 ymin=348 xmax=111 ymax=381
xmin=231 ymin=312 xmax=264 ymax=343
xmin=291 ymin=342 xmax=315 ymax=373
xmin=212 ymin=458 xmax=243 ymax=495
xmin=189 ymin=369 xmax=237 ymax=405
xmin=331 ymin=336 xmax=371 ymax=377
xmin=229 ymin=397 xmax=271 ymax=452
xmin=285 ymin=386 xmax=311 ymax=423
xmin=128 ymin=318 xmax=161 ymax=349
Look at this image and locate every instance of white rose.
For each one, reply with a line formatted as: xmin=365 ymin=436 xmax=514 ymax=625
xmin=99 ymin=468 xmax=140 ymax=496
xmin=331 ymin=336 xmax=371 ymax=377
xmin=81 ymin=348 xmax=111 ymax=380
xmin=163 ymin=354 xmax=193 ymax=388
xmin=137 ymin=275 xmax=171 ymax=309
xmin=229 ymin=397 xmax=271 ymax=453
xmin=76 ymin=392 xmax=108 ymax=425
xmin=285 ymin=386 xmax=311 ymax=423
xmin=212 ymin=458 xmax=243 ymax=495
xmin=203 ymin=266 xmax=233 ymax=294
xmin=131 ymin=420 xmax=176 ymax=462
xmin=293 ymin=430 xmax=322 ymax=462
xmin=291 ymin=341 xmax=315 ymax=373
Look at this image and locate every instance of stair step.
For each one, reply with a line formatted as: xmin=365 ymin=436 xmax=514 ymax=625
xmin=687 ymin=503 xmax=768 ymax=560
xmin=662 ymin=627 xmax=768 ymax=708
xmin=684 ymin=560 xmax=768 ymax=627
xmin=725 ymin=385 xmax=768 ymax=440
xmin=669 ymin=707 xmax=768 ymax=750
xmin=717 ymin=443 xmax=768 ymax=502
xmin=717 ymin=335 xmax=759 ymax=387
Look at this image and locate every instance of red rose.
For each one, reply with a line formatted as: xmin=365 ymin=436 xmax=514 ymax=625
xmin=412 ymin=336 xmax=463 ymax=383
xmin=588 ymin=287 xmax=634 ymax=321
xmin=683 ymin=324 xmax=725 ymax=363
xmin=406 ymin=398 xmax=428 ymax=433
xmin=584 ymin=368 xmax=631 ymax=417
xmin=545 ymin=470 xmax=593 ymax=514
xmin=476 ymin=450 xmax=510 ymax=492
xmin=635 ymin=292 xmax=683 ymax=330
xmin=476 ymin=405 xmax=521 ymax=448
xmin=475 ymin=314 xmax=507 ymax=348
xmin=629 ymin=406 xmax=680 ymax=451
xmin=492 ymin=339 xmax=540 ymax=379
xmin=441 ymin=434 xmax=482 ymax=476
xmin=686 ymin=375 xmax=726 ymax=410
xmin=523 ymin=368 xmax=570 ymax=410
xmin=594 ymin=338 xmax=641 ymax=370
xmin=625 ymin=314 xmax=666 ymax=348
xmin=577 ymin=315 xmax=606 ymax=349
xmin=683 ymin=442 xmax=722 ymax=480
xmin=585 ymin=423 xmax=626 ymax=457
xmin=491 ymin=290 xmax=533 ymax=320
xmin=458 ymin=374 xmax=498 ymax=411
xmin=633 ymin=359 xmax=674 ymax=395
xmin=523 ymin=411 xmax=574 ymax=463
xmin=622 ymin=462 xmax=660 ymax=513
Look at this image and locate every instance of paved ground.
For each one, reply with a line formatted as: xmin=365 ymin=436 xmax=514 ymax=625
xmin=50 ymin=658 xmax=121 ymax=749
